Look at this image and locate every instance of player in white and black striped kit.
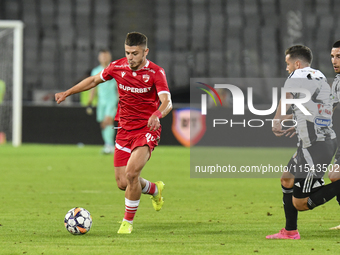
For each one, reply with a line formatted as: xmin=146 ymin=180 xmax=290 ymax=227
xmin=327 ymin=40 xmax=340 ymax=230
xmin=266 ymin=45 xmax=340 ymax=240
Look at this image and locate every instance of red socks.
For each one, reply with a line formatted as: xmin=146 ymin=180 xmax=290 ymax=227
xmin=123 ymin=198 xmax=140 ymax=223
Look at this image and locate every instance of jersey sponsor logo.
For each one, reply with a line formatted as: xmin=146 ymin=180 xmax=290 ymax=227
xmin=143 ymin=74 xmax=150 ymax=83
xmin=143 ymin=68 xmax=156 ymax=74
xmin=119 ymin=83 xmax=151 ymax=93
xmin=121 ymin=71 xmax=126 ymax=77
xmin=314 ymin=117 xmax=331 ymax=127
xmin=114 ymin=64 xmax=128 ymax=68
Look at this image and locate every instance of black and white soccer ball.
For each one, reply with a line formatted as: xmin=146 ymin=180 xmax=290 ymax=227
xmin=64 ymin=207 xmax=92 ymax=235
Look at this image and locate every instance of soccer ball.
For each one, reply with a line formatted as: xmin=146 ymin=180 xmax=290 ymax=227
xmin=64 ymin=207 xmax=92 ymax=235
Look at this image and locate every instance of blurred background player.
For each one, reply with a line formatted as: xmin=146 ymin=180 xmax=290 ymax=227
xmin=55 ymin=32 xmax=172 ymax=234
xmin=267 ymin=45 xmax=340 ymax=240
xmin=88 ymin=49 xmax=118 ymax=154
xmin=328 ymin=40 xmax=340 ymax=229
xmin=78 ymin=69 xmax=97 ymax=107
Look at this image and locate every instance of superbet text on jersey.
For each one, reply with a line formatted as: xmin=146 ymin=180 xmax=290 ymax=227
xmin=100 ymin=58 xmax=170 ymax=130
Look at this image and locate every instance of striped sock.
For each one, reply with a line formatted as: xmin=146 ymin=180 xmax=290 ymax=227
xmin=123 ymin=198 xmax=140 ymax=224
xmin=141 ymin=180 xmax=158 ymax=196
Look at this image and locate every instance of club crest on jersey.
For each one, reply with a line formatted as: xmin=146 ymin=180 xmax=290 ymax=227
xmin=317 ymin=104 xmax=332 ymax=115
xmin=121 ymin=71 xmax=126 ymax=77
xmin=143 ymin=74 xmax=150 ymax=83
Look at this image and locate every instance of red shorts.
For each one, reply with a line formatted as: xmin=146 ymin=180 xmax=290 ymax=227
xmin=114 ymin=126 xmax=161 ymax=167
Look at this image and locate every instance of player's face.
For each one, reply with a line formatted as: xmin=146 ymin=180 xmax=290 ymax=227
xmin=98 ymin=52 xmax=112 ymax=67
xmin=331 ymin=47 xmax=340 ymax=74
xmin=285 ymin=54 xmax=297 ymax=74
xmin=125 ymin=45 xmax=149 ymax=71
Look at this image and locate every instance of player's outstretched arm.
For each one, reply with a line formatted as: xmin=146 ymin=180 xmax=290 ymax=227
xmin=147 ymin=93 xmax=172 ymax=131
xmin=55 ymin=73 xmax=103 ymax=104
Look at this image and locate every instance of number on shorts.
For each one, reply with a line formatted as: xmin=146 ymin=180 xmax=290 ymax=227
xmin=145 ymin=133 xmax=155 ymax=143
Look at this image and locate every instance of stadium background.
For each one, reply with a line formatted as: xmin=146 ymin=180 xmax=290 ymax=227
xmin=1 ymin=0 xmax=340 ymax=146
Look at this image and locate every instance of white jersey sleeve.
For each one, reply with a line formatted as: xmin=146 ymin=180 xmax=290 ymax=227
xmin=331 ymin=75 xmax=340 ymax=105
xmin=283 ymin=67 xmax=335 ymax=148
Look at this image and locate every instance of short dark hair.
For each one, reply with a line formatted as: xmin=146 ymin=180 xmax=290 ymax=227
xmin=285 ymin=45 xmax=313 ymax=64
xmin=125 ymin=32 xmax=147 ymax=48
xmin=99 ymin=49 xmax=110 ymax=53
xmin=333 ymin=40 xmax=340 ymax=48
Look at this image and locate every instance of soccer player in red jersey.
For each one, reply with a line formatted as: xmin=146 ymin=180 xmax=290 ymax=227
xmin=55 ymin=32 xmax=172 ymax=234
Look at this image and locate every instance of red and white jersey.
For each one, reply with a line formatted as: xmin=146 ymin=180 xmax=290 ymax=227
xmin=100 ymin=57 xmax=170 ymax=130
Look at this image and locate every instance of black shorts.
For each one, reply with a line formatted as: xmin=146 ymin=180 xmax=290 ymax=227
xmin=286 ymin=139 xmax=337 ymax=198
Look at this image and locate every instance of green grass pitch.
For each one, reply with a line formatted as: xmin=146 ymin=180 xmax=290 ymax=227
xmin=1 ymin=144 xmax=340 ymax=254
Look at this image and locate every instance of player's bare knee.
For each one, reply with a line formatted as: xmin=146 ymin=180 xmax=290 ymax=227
xmin=116 ymin=179 xmax=127 ymax=191
xmin=329 ymin=170 xmax=340 ymax=182
xmin=292 ymin=201 xmax=302 ymax=211
xmin=294 ymin=204 xmax=308 ymax=211
xmin=293 ymin=199 xmax=309 ymax=211
xmin=281 ymin=178 xmax=294 ymax=189
xmin=329 ymin=176 xmax=340 ymax=183
xmin=116 ymin=182 xmax=126 ymax=190
xmin=125 ymin=171 xmax=139 ymax=184
xmin=117 ymin=184 xmax=126 ymax=191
